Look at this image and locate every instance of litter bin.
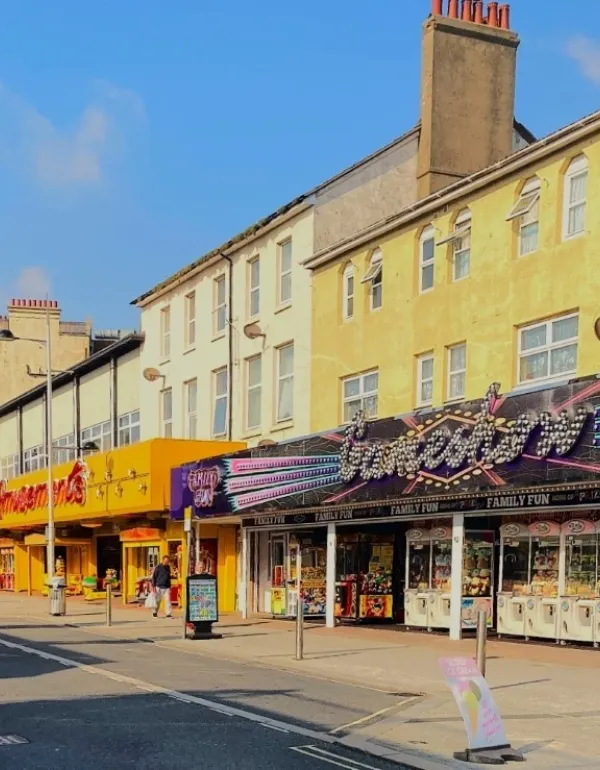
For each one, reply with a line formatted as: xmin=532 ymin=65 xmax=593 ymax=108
xmin=49 ymin=576 xmax=66 ymax=616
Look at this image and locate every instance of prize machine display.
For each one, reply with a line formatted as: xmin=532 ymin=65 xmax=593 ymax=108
xmin=499 ymin=521 xmax=560 ymax=640
xmin=0 ymin=547 xmax=15 ymax=591
xmin=270 ymin=533 xmax=290 ymax=617
xmin=428 ymin=526 xmax=453 ymax=629
xmin=560 ymin=519 xmax=597 ymax=645
xmin=297 ymin=545 xmax=327 ymax=617
xmin=404 ymin=528 xmax=431 ymax=628
xmin=270 ymin=534 xmax=327 ymax=618
xmin=335 ymin=534 xmax=394 ymax=621
xmin=461 ymin=532 xmax=494 ymax=629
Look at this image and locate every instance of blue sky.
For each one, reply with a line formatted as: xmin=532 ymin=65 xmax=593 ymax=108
xmin=0 ymin=0 xmax=597 ymax=330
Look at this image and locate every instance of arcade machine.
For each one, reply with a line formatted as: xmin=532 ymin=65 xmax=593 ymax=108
xmin=428 ymin=526 xmax=453 ymax=629
xmin=461 ymin=531 xmax=494 ymax=630
xmin=498 ymin=522 xmax=529 ymax=638
xmin=526 ymin=521 xmax=560 ymax=640
xmin=404 ymin=528 xmax=431 ymax=629
xmin=560 ymin=519 xmax=597 ymax=644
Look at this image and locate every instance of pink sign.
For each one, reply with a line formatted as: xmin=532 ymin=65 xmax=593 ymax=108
xmin=440 ymin=657 xmax=507 ymax=751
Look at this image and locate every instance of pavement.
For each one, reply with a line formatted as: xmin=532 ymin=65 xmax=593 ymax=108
xmin=1 ymin=593 xmax=600 ymax=769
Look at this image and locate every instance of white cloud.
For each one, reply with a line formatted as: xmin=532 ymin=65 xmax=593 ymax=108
xmin=566 ymin=36 xmax=600 ymax=85
xmin=0 ymin=266 xmax=52 ymax=309
xmin=0 ymin=79 xmax=144 ymax=187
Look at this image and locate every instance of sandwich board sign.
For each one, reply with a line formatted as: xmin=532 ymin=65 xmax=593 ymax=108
xmin=439 ymin=657 xmax=524 ymax=765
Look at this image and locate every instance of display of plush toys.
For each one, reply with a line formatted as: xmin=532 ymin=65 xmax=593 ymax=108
xmin=463 ymin=545 xmax=492 ymax=597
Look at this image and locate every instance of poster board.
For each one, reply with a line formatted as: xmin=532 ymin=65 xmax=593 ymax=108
xmin=186 ymin=574 xmax=218 ymax=624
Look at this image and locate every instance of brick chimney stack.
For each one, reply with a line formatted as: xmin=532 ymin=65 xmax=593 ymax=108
xmin=418 ymin=1 xmax=519 ymax=196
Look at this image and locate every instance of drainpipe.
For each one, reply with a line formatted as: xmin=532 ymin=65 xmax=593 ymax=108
xmin=220 ymin=253 xmax=234 ymax=441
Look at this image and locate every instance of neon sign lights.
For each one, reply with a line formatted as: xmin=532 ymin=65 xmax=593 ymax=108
xmin=187 ymin=466 xmax=221 ymax=508
xmin=0 ymin=461 xmax=88 ymax=516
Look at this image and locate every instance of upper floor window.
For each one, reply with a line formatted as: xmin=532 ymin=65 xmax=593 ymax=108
xmin=278 ymin=239 xmax=293 ymax=306
xmin=214 ymin=275 xmax=227 ymax=336
xmin=53 ymin=433 xmax=77 ymax=465
xmin=506 ymin=177 xmax=540 ymax=256
xmin=185 ymin=292 xmax=196 ymax=348
xmin=246 ymin=355 xmax=262 ymax=430
xmin=342 ymin=370 xmax=378 ymax=423
xmin=248 ymin=257 xmax=260 ymax=318
xmin=447 ymin=344 xmax=466 ymax=401
xmin=81 ymin=420 xmax=112 ymax=454
xmin=342 ymin=263 xmax=355 ymax=321
xmin=276 ymin=344 xmax=294 ymax=422
xmin=160 ymin=306 xmax=171 ymax=359
xmin=161 ymin=388 xmax=173 ymax=438
xmin=23 ymin=445 xmax=47 ymax=473
xmin=184 ymin=380 xmax=197 ymax=439
xmin=518 ymin=313 xmax=578 ymax=386
xmin=361 ymin=248 xmax=383 ymax=311
xmin=437 ymin=209 xmax=471 ymax=281
xmin=417 ymin=353 xmax=434 ymax=407
xmin=1 ymin=453 xmax=19 ymax=480
xmin=563 ymin=155 xmax=588 ymax=240
xmin=419 ymin=226 xmax=435 ymax=293
xmin=118 ymin=410 xmax=141 ymax=446
xmin=212 ymin=368 xmax=228 ymax=437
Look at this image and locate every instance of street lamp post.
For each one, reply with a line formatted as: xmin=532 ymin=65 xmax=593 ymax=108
xmin=0 ymin=305 xmax=55 ymax=589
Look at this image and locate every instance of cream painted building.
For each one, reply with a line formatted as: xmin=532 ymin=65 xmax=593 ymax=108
xmin=0 ymin=334 xmax=142 ymax=480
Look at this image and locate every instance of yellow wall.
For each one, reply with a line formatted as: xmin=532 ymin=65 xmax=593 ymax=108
xmin=311 ymin=134 xmax=600 ymax=429
xmin=0 ymin=438 xmax=245 ymax=529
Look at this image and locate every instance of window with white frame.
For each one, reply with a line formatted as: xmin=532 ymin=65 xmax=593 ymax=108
xmin=419 ymin=226 xmax=435 ymax=293
xmin=506 ymin=177 xmax=540 ymax=256
xmin=518 ymin=313 xmax=578 ymax=385
xmin=417 ymin=353 xmax=434 ymax=407
xmin=118 ymin=410 xmax=141 ymax=446
xmin=81 ymin=420 xmax=112 ymax=454
xmin=212 ymin=368 xmax=228 ymax=436
xmin=246 ymin=355 xmax=262 ymax=430
xmin=248 ymin=257 xmax=260 ymax=318
xmin=276 ymin=344 xmax=294 ymax=422
xmin=437 ymin=209 xmax=471 ymax=281
xmin=447 ymin=344 xmax=466 ymax=401
xmin=361 ymin=248 xmax=383 ymax=311
xmin=160 ymin=306 xmax=171 ymax=359
xmin=278 ymin=239 xmax=293 ymax=305
xmin=23 ymin=445 xmax=47 ymax=473
xmin=184 ymin=380 xmax=198 ymax=439
xmin=343 ymin=263 xmax=355 ymax=320
xmin=342 ymin=370 xmax=378 ymax=423
xmin=185 ymin=291 xmax=196 ymax=348
xmin=214 ymin=275 xmax=227 ymax=335
xmin=161 ymin=388 xmax=173 ymax=438
xmin=1 ymin=453 xmax=19 ymax=480
xmin=53 ymin=433 xmax=77 ymax=465
xmin=563 ymin=155 xmax=588 ymax=240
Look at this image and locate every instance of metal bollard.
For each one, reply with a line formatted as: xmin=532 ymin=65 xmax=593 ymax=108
xmin=106 ymin=583 xmax=112 ymax=627
xmin=476 ymin=609 xmax=487 ymax=677
xmin=295 ymin=594 xmax=304 ymax=661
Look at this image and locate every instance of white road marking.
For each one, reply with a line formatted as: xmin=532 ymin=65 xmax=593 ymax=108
xmin=291 ymin=745 xmax=384 ymax=769
xmin=261 ymin=723 xmax=290 ymax=733
xmin=0 ymin=637 xmax=334 ymax=745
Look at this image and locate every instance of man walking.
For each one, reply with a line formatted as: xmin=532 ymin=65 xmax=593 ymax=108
xmin=151 ymin=555 xmax=173 ymax=618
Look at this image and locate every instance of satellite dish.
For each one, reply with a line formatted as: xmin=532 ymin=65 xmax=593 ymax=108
xmin=594 ymin=318 xmax=600 ymax=342
xmin=243 ymin=322 xmax=265 ymax=340
xmin=143 ymin=367 xmax=162 ymax=382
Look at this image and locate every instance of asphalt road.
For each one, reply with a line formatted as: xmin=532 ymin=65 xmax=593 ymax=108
xmin=0 ymin=620 xmax=413 ymax=770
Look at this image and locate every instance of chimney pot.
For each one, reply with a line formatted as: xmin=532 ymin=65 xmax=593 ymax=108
xmin=487 ymin=1 xmax=499 ymax=26
xmin=473 ymin=1 xmax=484 ymax=23
xmin=499 ymin=3 xmax=510 ymax=29
xmin=432 ymin=0 xmax=443 ymax=14
xmin=461 ymin=0 xmax=472 ymax=22
xmin=448 ymin=0 xmax=459 ymax=18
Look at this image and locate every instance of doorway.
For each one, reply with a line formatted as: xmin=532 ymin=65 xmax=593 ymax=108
xmin=96 ymin=536 xmax=122 ymax=583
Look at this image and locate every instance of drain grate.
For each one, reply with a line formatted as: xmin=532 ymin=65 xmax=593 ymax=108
xmin=0 ymin=735 xmax=29 ymax=746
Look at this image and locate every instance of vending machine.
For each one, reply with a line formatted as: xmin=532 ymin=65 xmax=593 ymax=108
xmin=461 ymin=531 xmax=494 ymax=630
xmin=525 ymin=520 xmax=560 ymax=641
xmin=404 ymin=528 xmax=431 ymax=629
xmin=560 ymin=519 xmax=597 ymax=644
xmin=497 ymin=522 xmax=529 ymax=638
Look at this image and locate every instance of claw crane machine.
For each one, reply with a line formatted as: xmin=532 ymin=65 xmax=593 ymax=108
xmin=497 ymin=522 xmax=529 ymax=638
xmin=461 ymin=531 xmax=494 ymax=630
xmin=428 ymin=526 xmax=452 ymax=629
xmin=404 ymin=528 xmax=431 ymax=628
xmin=560 ymin=519 xmax=597 ymax=644
xmin=526 ymin=521 xmax=561 ymax=640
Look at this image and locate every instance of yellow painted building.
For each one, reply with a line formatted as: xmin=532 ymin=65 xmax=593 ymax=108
xmin=0 ymin=437 xmax=244 ymax=611
xmin=307 ymin=113 xmax=600 ymax=429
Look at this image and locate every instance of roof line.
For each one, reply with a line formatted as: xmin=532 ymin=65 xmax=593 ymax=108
xmin=130 ymin=125 xmax=420 ymax=307
xmin=304 ymin=108 xmax=600 ymax=268
xmin=0 ymin=333 xmax=144 ymax=419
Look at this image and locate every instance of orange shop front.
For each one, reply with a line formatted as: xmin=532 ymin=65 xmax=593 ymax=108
xmin=0 ymin=437 xmax=245 ymax=597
